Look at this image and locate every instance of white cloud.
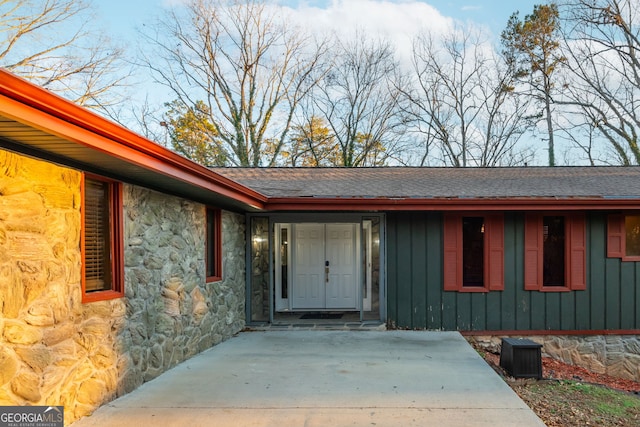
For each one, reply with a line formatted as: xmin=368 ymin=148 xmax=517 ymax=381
xmin=283 ymin=0 xmax=454 ymax=63
xmin=292 ymin=0 xmax=451 ymax=34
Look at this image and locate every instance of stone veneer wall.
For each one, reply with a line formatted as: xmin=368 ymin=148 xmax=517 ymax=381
xmin=470 ymin=334 xmax=640 ymax=382
xmin=0 ymin=150 xmax=246 ymax=425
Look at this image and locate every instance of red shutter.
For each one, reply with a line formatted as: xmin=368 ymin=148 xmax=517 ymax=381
xmin=607 ymin=214 xmax=624 ymax=258
xmin=568 ymin=214 xmax=587 ymax=290
xmin=524 ymin=214 xmax=542 ymax=291
xmin=443 ymin=214 xmax=461 ymax=291
xmin=486 ymin=215 xmax=504 ymax=291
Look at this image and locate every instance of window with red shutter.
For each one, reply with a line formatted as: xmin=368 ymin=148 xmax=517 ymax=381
xmin=626 ymin=215 xmax=640 ymax=258
xmin=82 ymin=174 xmax=123 ymax=302
xmin=443 ymin=213 xmax=504 ymax=292
xmin=608 ymin=213 xmax=640 ymax=261
xmin=523 ymin=213 xmax=585 ymax=292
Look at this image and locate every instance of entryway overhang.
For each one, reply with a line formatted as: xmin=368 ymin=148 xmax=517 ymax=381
xmin=0 ymin=69 xmax=266 ymax=213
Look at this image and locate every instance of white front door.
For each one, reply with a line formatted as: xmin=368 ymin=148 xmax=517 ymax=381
xmin=293 ymin=224 xmax=325 ymax=309
xmin=291 ymin=223 xmax=358 ymax=310
xmin=326 ymin=224 xmax=358 ymax=309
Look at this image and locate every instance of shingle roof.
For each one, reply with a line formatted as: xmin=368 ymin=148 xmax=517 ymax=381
xmin=213 ymin=167 xmax=640 ymax=200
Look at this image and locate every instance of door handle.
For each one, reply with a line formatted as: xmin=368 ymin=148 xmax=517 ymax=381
xmin=325 ymin=261 xmax=329 ymax=283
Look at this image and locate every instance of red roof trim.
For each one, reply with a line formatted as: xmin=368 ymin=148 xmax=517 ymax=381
xmin=0 ymin=69 xmax=266 ymax=209
xmin=264 ymin=197 xmax=640 ymax=211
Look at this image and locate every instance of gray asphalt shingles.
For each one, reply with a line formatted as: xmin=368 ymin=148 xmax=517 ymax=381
xmin=214 ymin=166 xmax=640 ymax=199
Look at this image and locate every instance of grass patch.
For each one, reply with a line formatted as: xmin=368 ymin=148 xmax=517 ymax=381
xmin=511 ymin=380 xmax=640 ymax=426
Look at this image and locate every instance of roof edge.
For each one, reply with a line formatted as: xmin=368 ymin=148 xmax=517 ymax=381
xmin=264 ymin=196 xmax=640 ymax=211
xmin=0 ymin=68 xmax=266 ymax=208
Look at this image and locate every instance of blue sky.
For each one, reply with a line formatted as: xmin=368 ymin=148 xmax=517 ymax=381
xmin=93 ymin=0 xmax=543 ymax=123
xmin=95 ymin=0 xmax=542 ymax=44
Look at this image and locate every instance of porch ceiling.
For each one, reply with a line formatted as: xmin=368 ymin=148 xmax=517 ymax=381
xmin=0 ymin=120 xmax=259 ymax=212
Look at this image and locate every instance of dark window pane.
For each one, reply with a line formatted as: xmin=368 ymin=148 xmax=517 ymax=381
xmin=625 ymin=215 xmax=640 ymax=257
xmin=543 ymin=216 xmax=565 ymax=286
xmin=206 ymin=208 xmax=217 ymax=277
xmin=463 ymin=217 xmax=484 ymax=287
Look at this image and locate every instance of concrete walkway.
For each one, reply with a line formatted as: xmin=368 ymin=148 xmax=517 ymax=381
xmin=72 ymin=330 xmax=545 ymax=427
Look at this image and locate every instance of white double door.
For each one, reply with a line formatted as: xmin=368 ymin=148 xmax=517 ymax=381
xmin=292 ymin=223 xmax=359 ymax=310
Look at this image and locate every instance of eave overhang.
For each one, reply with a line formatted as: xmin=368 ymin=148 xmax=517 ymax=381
xmin=0 ymin=69 xmax=266 ymax=212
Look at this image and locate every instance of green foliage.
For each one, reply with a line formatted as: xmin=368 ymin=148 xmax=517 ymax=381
xmin=164 ymin=100 xmax=227 ymax=167
xmin=501 ymin=4 xmax=565 ymax=79
xmin=500 ymin=3 xmax=564 ymax=166
xmin=285 ymin=116 xmax=340 ymax=166
xmin=351 ymin=132 xmax=387 ymax=167
xmin=284 ymin=117 xmax=388 ymax=167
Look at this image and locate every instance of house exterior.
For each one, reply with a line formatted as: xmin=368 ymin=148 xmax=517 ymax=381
xmin=1 ymin=69 xmax=640 ymax=424
xmin=217 ymin=167 xmax=640 ymax=331
xmin=0 ymin=70 xmax=263 ymax=424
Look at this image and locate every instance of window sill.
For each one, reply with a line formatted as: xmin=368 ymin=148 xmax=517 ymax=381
xmin=82 ymin=289 xmax=124 ymax=303
xmin=206 ymin=275 xmax=223 ymax=283
xmin=538 ymin=286 xmax=571 ymax=293
xmin=457 ymin=287 xmax=490 ymax=293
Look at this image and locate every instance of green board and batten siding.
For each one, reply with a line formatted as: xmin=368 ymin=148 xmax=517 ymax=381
xmin=386 ymin=212 xmax=640 ymax=331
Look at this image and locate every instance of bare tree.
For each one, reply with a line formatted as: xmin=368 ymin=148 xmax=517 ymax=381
xmin=401 ymin=26 xmax=533 ymax=167
xmin=559 ymin=0 xmax=640 ymax=165
xmin=142 ymin=0 xmax=327 ymax=167
xmin=0 ymin=0 xmax=129 ymax=109
xmin=556 ymin=115 xmax=607 ymax=165
xmin=308 ymin=33 xmax=406 ymax=167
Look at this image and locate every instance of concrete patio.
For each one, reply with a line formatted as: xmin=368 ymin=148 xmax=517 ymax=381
xmin=71 ymin=330 xmax=545 ymax=427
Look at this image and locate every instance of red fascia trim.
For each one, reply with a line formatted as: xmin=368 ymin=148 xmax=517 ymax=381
xmin=0 ymin=69 xmax=266 ymax=209
xmin=264 ymin=197 xmax=640 ymax=212
xmin=461 ymin=329 xmax=640 ymax=336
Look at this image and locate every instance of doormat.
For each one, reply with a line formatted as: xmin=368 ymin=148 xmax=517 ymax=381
xmin=299 ymin=313 xmax=343 ymax=320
